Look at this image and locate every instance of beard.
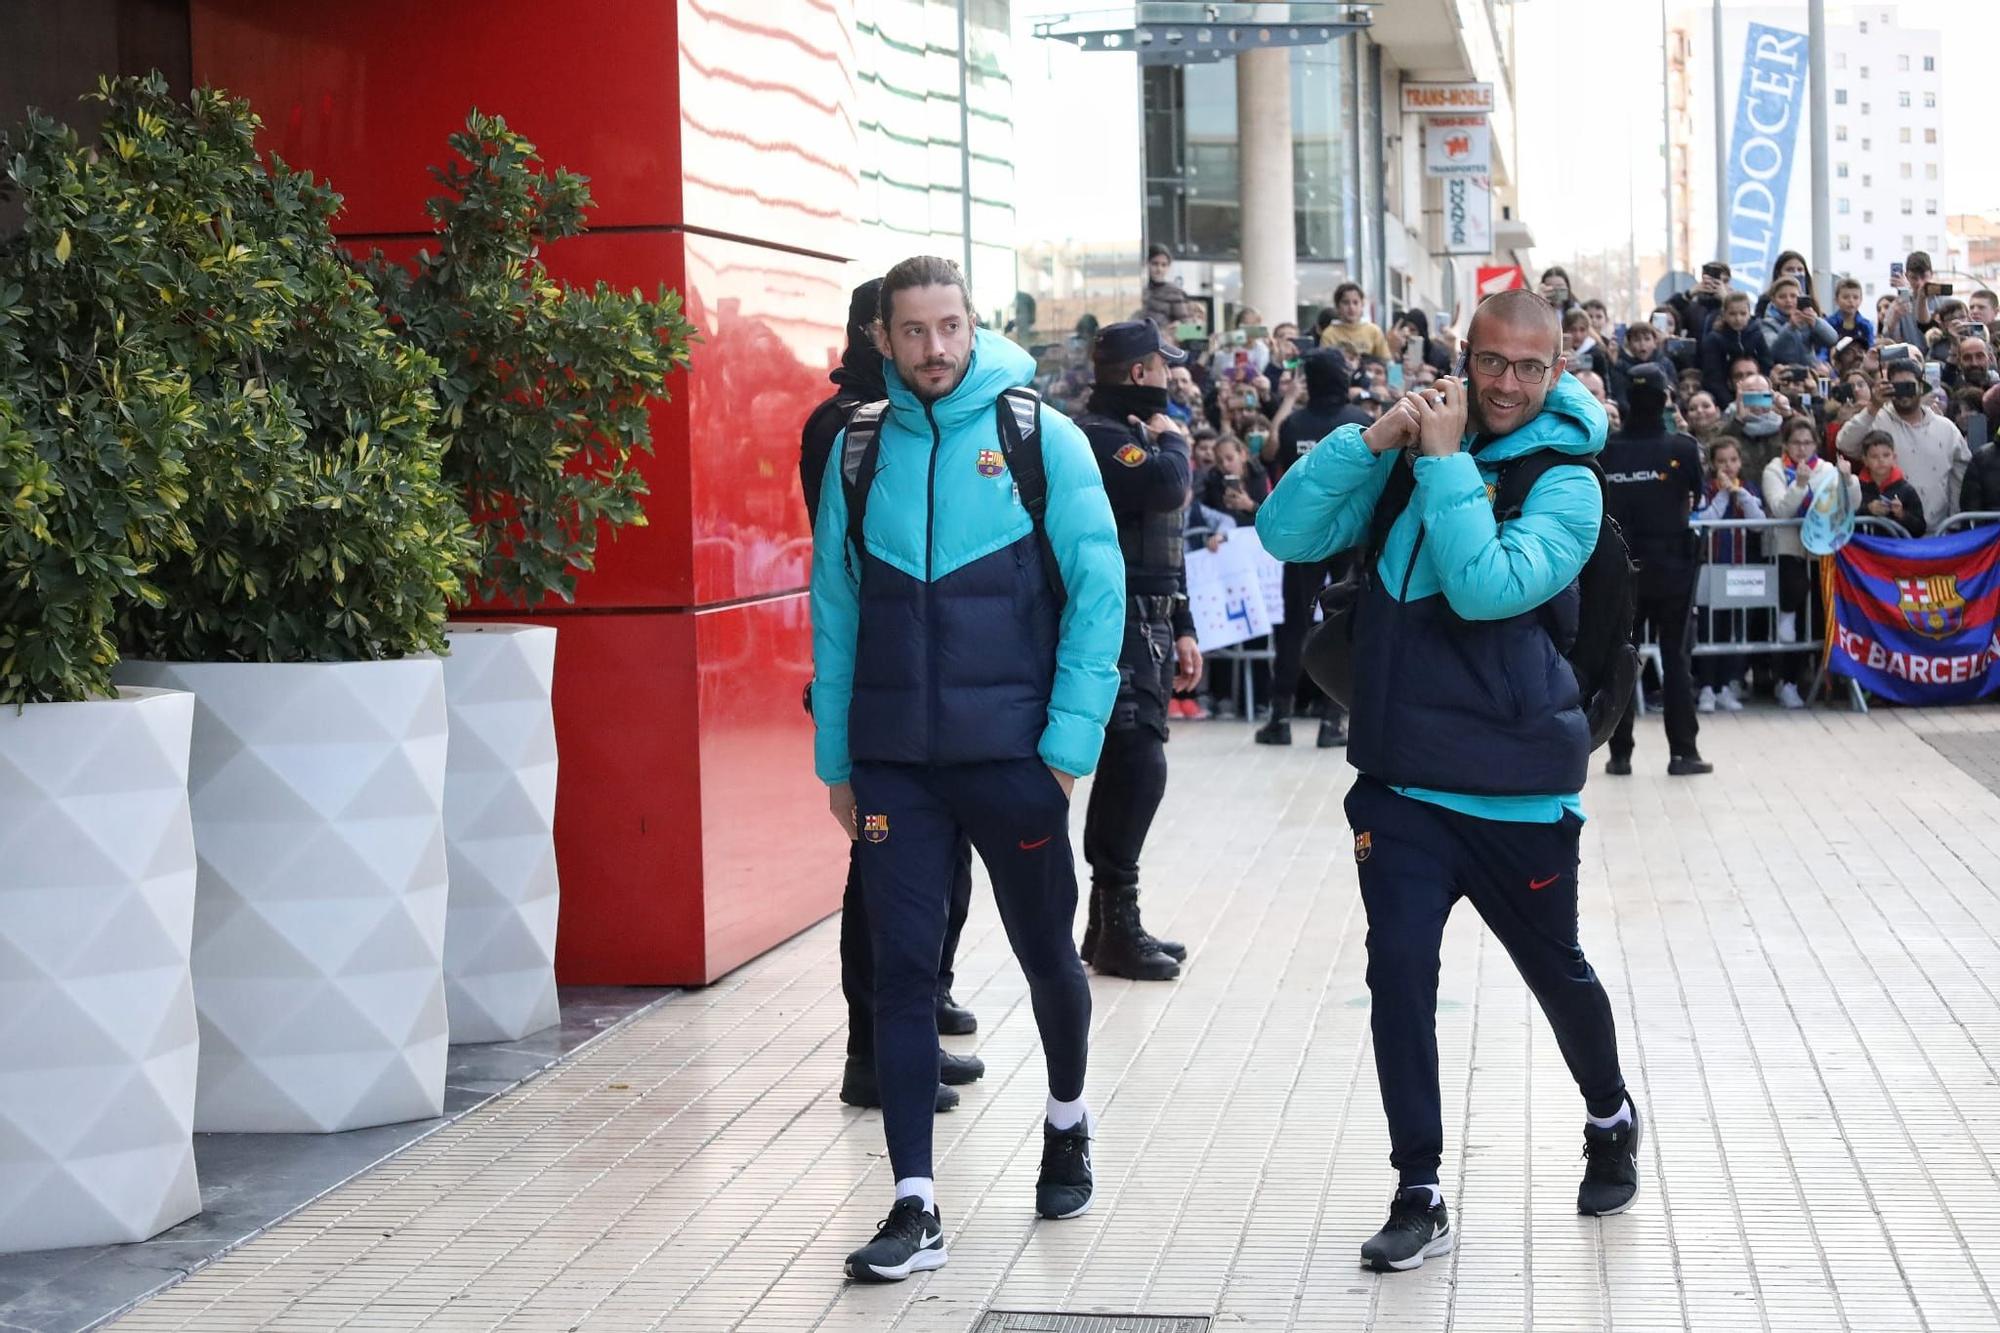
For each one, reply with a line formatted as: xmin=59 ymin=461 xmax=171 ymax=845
xmin=902 ymin=354 xmax=967 ymax=402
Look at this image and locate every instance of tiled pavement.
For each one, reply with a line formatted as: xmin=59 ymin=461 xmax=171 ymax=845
xmin=107 ymin=706 xmax=2000 ymax=1332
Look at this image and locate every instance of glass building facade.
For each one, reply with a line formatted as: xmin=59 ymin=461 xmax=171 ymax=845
xmin=1142 ymin=44 xmax=1351 ymax=265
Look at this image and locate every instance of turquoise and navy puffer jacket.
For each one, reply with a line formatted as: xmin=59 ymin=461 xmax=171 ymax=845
xmin=811 ymin=329 xmax=1125 ymax=785
xmin=1256 ymin=372 xmax=1608 ymax=820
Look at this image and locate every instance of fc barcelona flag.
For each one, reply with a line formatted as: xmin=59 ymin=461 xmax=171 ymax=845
xmin=1829 ymin=527 xmax=2000 ymax=704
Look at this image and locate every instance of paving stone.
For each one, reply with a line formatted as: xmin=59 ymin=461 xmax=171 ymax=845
xmin=103 ymin=708 xmax=2000 ymax=1331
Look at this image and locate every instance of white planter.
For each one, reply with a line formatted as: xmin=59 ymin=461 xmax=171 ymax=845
xmin=113 ymin=659 xmax=450 ymax=1134
xmin=0 ymin=688 xmax=201 ymax=1253
xmin=441 ymin=624 xmax=560 ymax=1043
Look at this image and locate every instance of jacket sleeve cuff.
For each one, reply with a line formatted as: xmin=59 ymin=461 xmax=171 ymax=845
xmin=1039 ymin=713 xmax=1105 ymax=779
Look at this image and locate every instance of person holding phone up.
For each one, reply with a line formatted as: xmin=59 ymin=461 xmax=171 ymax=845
xmin=1758 ymin=276 xmax=1837 ymax=369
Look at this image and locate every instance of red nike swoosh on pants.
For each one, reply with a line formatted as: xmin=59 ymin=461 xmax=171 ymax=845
xmin=1529 ymin=875 xmax=1560 ymax=891
xmin=1019 ymin=836 xmax=1053 ymax=851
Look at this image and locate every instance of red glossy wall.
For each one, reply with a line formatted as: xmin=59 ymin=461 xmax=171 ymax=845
xmin=190 ymin=0 xmax=856 ymax=983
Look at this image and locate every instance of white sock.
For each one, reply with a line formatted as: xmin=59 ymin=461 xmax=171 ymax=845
xmin=1045 ymin=1094 xmax=1090 ymax=1132
xmin=1405 ymin=1183 xmax=1442 ymax=1207
xmin=895 ymin=1176 xmax=936 ymax=1212
xmin=1586 ymin=1099 xmax=1633 ymax=1130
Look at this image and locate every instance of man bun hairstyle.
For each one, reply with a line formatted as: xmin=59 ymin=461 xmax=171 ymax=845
xmin=878 ymin=254 xmax=974 ymax=326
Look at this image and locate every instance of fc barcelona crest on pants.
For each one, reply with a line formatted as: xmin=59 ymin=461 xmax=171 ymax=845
xmin=1354 ymin=831 xmax=1372 ymax=863
xmin=863 ymin=814 xmax=890 ymax=844
xmin=1898 ymin=574 xmax=1965 ymax=640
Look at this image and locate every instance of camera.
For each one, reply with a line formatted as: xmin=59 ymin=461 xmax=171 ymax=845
xmin=1933 ymin=282 xmax=1955 ymax=297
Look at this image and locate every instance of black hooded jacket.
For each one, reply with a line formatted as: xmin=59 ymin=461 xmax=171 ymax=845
xmin=1272 ymin=350 xmax=1373 ymax=482
xmin=800 ymin=282 xmax=888 ymax=520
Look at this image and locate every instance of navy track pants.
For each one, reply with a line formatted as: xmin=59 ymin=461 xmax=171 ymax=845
xmin=1344 ymin=776 xmax=1627 ymax=1188
xmin=850 ymin=758 xmax=1091 ymax=1181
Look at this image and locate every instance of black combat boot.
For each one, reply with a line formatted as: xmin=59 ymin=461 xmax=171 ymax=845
xmin=1090 ymin=884 xmax=1180 ymax=981
xmin=1254 ymin=702 xmax=1293 ymax=746
xmin=1083 ymin=880 xmax=1182 ymax=964
xmin=1079 ymin=880 xmax=1104 ymax=965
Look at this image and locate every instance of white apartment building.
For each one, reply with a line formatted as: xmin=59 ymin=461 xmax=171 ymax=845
xmin=1673 ymin=3 xmax=1943 ymax=302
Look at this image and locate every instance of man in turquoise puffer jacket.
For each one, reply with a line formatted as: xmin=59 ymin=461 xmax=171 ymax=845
xmin=811 ymin=256 xmax=1124 ymax=1282
xmin=1256 ymin=289 xmax=1641 ymax=1273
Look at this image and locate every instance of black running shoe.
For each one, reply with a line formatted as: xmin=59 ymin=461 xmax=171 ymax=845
xmin=1035 ymin=1119 xmax=1094 ymax=1219
xmin=845 ymin=1195 xmax=947 ymax=1282
xmin=1577 ymin=1103 xmax=1642 ymax=1216
xmin=1360 ymin=1187 xmax=1453 ymax=1272
xmin=939 ymin=1048 xmax=985 ymax=1086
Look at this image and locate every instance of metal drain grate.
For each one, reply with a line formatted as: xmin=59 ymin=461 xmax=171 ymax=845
xmin=973 ymin=1316 xmax=1211 ymax=1333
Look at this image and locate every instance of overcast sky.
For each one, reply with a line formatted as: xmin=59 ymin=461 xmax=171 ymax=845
xmin=1516 ymin=0 xmax=1996 ymax=263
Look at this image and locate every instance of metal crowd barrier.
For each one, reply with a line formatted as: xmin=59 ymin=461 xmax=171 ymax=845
xmin=1937 ymin=511 xmax=2000 ymax=535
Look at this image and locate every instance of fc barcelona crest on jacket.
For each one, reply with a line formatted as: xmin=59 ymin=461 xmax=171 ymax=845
xmin=977 ymin=448 xmax=1007 ymax=478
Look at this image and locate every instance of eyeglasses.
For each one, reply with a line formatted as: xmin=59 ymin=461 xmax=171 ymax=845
xmin=1469 ymin=352 xmax=1553 ymax=384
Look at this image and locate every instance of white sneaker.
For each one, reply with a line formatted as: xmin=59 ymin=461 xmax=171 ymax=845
xmin=1697 ymin=686 xmax=1717 ymax=714
xmin=1777 ymin=612 xmax=1798 ymax=645
xmin=1777 ymin=681 xmax=1806 ymax=710
xmin=1718 ymin=684 xmax=1745 ymax=712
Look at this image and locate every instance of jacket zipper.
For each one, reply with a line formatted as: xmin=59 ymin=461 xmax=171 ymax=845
xmin=924 ymin=401 xmax=942 ymax=760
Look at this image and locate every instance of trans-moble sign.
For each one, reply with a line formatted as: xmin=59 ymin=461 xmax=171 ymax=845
xmin=1400 ymin=82 xmax=1494 ymax=114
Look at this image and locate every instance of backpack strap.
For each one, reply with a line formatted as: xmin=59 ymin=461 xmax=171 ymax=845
xmin=1363 ymin=450 xmax=1420 ymax=567
xmin=1493 ymin=448 xmax=1605 ymax=522
xmin=838 ymin=400 xmax=890 ymax=575
xmin=994 ymin=386 xmax=1067 ymax=610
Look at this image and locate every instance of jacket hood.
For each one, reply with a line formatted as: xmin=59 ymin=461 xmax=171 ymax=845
xmin=884 ymin=327 xmax=1035 ymax=432
xmin=1471 ymin=369 xmax=1608 ymax=465
xmin=830 ymin=334 xmax=887 ymax=401
xmin=1302 ymin=348 xmax=1350 ymax=404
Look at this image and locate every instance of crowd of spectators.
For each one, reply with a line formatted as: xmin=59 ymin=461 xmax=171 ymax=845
xmin=1031 ymin=243 xmax=2000 ymax=721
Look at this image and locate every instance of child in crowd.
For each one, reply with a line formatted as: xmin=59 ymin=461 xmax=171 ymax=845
xmin=1829 ymin=276 xmax=1875 ymax=350
xmin=1858 ymin=429 xmax=1928 ymax=536
xmin=1691 ymin=438 xmax=1765 ymax=713
xmin=1761 ymin=418 xmax=1861 ymax=708
xmin=1318 ymin=282 xmax=1391 ymax=363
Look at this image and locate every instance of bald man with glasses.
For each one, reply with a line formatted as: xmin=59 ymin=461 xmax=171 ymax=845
xmin=1258 ymin=290 xmax=1641 ymax=1273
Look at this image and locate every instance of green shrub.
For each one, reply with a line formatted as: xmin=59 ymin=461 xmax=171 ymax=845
xmin=2 ymin=74 xmax=476 ymax=664
xmin=363 ymin=112 xmax=695 ymax=607
xmin=0 ymin=97 xmax=205 ymax=704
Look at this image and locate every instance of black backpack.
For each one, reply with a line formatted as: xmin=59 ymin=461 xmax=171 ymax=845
xmin=837 ymin=385 xmax=1065 ymax=607
xmin=1301 ymin=448 xmax=1638 ymax=750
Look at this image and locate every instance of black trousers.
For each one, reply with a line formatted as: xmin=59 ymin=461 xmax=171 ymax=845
xmin=1083 ymin=727 xmax=1169 ymax=895
xmin=851 ymin=759 xmax=1090 ymax=1181
xmin=840 ymin=835 xmax=972 ymax=1061
xmin=1610 ymin=586 xmax=1699 ymax=760
xmin=1083 ymin=598 xmax=1174 ymax=894
xmin=1270 ymin=557 xmax=1347 ymax=718
xmin=1346 ymin=777 xmax=1627 ymax=1188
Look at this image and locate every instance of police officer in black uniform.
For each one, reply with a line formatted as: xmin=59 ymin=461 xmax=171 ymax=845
xmin=800 ymin=278 xmax=984 ymax=1107
xmin=1601 ymin=363 xmax=1714 ymax=777
xmin=1073 ymin=321 xmax=1205 ymax=981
